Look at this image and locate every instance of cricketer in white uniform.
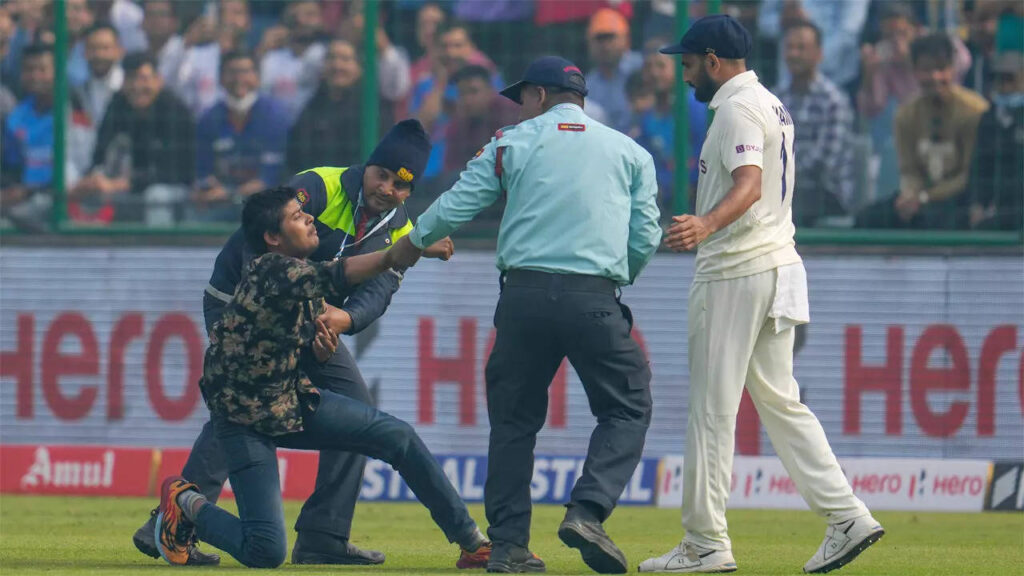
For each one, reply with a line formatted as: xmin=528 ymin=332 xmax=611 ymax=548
xmin=639 ymin=15 xmax=884 ymax=575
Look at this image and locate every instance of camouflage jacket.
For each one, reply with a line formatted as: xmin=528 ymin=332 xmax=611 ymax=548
xmin=200 ymin=252 xmax=355 ymax=436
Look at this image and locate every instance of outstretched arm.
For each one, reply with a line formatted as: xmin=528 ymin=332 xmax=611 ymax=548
xmin=257 ymin=250 xmax=395 ymax=302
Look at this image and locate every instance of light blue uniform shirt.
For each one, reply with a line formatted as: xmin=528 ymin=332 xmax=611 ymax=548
xmin=410 ymin=103 xmax=661 ymax=285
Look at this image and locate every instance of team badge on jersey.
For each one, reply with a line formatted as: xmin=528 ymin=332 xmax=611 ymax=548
xmin=558 ymin=123 xmax=586 ymax=132
xmin=295 ymin=189 xmax=309 ymax=205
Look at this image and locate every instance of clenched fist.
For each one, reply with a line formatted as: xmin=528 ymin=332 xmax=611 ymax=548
xmin=423 ymin=237 xmax=455 ymax=261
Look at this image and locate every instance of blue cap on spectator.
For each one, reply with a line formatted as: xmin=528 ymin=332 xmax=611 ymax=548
xmin=500 ymin=56 xmax=589 ymax=104
xmin=659 ymin=14 xmax=752 ymax=59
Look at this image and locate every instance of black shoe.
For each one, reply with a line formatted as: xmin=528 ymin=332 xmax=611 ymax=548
xmin=292 ymin=532 xmax=385 ymax=565
xmin=557 ymin=509 xmax=627 ymax=574
xmin=132 ymin=508 xmax=220 ymax=565
xmin=132 ymin=512 xmax=161 ymax=559
xmin=486 ymin=543 xmax=546 ymax=573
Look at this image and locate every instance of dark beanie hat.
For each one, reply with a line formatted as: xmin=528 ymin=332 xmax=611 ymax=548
xmin=366 ymin=119 xmax=431 ymax=187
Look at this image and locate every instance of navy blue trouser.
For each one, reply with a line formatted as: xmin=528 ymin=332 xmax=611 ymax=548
xmin=194 ymin=390 xmax=479 ymax=568
xmin=181 ymin=293 xmax=369 ymax=539
xmin=484 ymin=270 xmax=653 ymax=548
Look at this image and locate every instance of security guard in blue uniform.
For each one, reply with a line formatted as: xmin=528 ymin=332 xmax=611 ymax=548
xmin=132 ymin=120 xmax=453 ymax=566
xmin=389 ymin=58 xmax=662 ymax=574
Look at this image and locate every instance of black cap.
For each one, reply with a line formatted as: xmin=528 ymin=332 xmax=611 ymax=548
xmin=499 ymin=56 xmax=588 ymax=104
xmin=366 ymin=119 xmax=431 ymax=187
xmin=659 ymin=14 xmax=752 ymax=59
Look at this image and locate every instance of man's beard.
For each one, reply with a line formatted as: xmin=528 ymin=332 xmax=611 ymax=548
xmin=692 ymin=66 xmax=718 ymax=103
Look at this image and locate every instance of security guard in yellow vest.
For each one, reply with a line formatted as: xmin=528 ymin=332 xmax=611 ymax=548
xmin=132 ymin=120 xmax=453 ymax=566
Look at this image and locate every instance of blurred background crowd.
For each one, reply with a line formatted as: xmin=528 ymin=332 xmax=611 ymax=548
xmin=0 ymin=0 xmax=1021 ymax=233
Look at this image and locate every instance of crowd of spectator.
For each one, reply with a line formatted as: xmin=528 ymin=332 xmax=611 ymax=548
xmin=0 ymin=0 xmax=1021 ymax=232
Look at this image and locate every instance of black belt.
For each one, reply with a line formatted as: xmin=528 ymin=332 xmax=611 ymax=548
xmin=502 ymin=269 xmax=617 ymax=295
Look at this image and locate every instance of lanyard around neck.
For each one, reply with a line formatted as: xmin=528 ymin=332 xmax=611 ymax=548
xmin=336 ymin=190 xmax=397 ymax=258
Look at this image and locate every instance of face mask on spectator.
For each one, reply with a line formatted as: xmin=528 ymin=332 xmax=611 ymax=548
xmin=226 ymin=91 xmax=258 ymax=114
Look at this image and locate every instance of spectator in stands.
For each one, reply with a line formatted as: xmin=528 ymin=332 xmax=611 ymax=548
xmin=858 ymin=5 xmax=974 ymax=117
xmin=584 ymin=8 xmax=643 ymax=132
xmin=532 ymin=0 xmax=630 ymax=69
xmin=77 ymin=24 xmax=123 ymax=127
xmin=856 ymin=34 xmax=989 ymax=229
xmin=624 ymin=70 xmax=653 ymax=140
xmin=193 ymin=51 xmax=287 ymax=223
xmin=631 ymin=44 xmax=706 ymax=213
xmin=337 ymin=2 xmax=412 ymax=111
xmin=969 ymin=51 xmax=1024 ymax=231
xmin=412 ymin=21 xmax=498 ymax=130
xmin=65 ymin=96 xmax=96 ymax=201
xmin=857 ymin=3 xmax=972 ymax=210
xmin=758 ymin=0 xmax=870 ymax=91
xmin=409 ymin=2 xmax=446 ymax=87
xmin=91 ymin=0 xmax=146 ymax=53
xmin=642 ymin=1 xmax=759 ymax=56
xmin=406 ymin=7 xmax=496 ymax=118
xmin=287 ymin=39 xmax=394 ymax=176
xmin=411 ymin=21 xmax=501 ymax=179
xmin=453 ymin=0 xmax=534 ymax=79
xmin=65 ymin=0 xmax=95 ymax=89
xmin=995 ymin=2 xmax=1024 ymax=54
xmin=0 ymin=7 xmax=17 ymax=118
xmin=140 ymin=0 xmax=185 ymax=88
xmin=71 ymin=23 xmax=126 ymax=201
xmin=639 ymin=0 xmax=674 ymax=46
xmin=70 ymin=53 xmax=195 ymax=226
xmin=217 ymin=0 xmax=252 ymax=54
xmin=258 ymin=0 xmax=326 ymax=126
xmin=176 ymin=0 xmax=253 ymax=117
xmin=964 ymin=2 xmax=1001 ymax=99
xmin=858 ymin=4 xmax=921 ymax=119
xmin=775 ymin=21 xmax=854 ymax=226
xmin=1 ymin=41 xmax=95 ymax=228
xmin=443 ymin=64 xmax=519 ymax=174
xmin=1 ymin=44 xmax=55 ymax=231
xmin=1 ymin=0 xmax=50 ymax=85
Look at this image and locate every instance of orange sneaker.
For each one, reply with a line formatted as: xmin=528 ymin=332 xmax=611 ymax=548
xmin=155 ymin=476 xmax=199 ymax=566
xmin=456 ymin=541 xmax=492 ymax=569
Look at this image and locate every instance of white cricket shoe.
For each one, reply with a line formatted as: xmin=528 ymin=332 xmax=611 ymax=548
xmin=638 ymin=541 xmax=737 ymax=573
xmin=803 ymin=514 xmax=884 ymax=573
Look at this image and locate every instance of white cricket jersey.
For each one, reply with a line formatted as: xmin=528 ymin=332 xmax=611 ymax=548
xmin=694 ymin=70 xmax=802 ymax=281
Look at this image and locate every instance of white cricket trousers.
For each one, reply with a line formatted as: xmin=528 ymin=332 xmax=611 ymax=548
xmin=682 ymin=265 xmax=868 ymax=551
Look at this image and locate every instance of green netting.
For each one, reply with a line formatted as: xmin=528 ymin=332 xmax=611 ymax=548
xmin=0 ymin=0 xmax=1018 ymax=245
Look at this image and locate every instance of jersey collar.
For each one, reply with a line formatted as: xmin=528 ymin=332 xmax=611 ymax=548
xmin=548 ymin=102 xmax=584 ymax=114
xmin=341 ymin=163 xmax=364 ymax=207
xmin=709 ymin=70 xmax=759 ymax=111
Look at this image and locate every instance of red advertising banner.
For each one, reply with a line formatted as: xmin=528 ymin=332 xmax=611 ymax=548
xmin=1 ymin=445 xmax=155 ymax=496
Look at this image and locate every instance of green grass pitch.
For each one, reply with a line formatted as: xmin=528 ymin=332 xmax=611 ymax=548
xmin=1 ymin=495 xmax=1021 ymax=575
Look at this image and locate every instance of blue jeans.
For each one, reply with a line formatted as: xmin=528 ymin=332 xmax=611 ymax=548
xmin=193 ymin=390 xmax=479 ymax=568
xmin=183 ymin=293 xmax=371 ymax=540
